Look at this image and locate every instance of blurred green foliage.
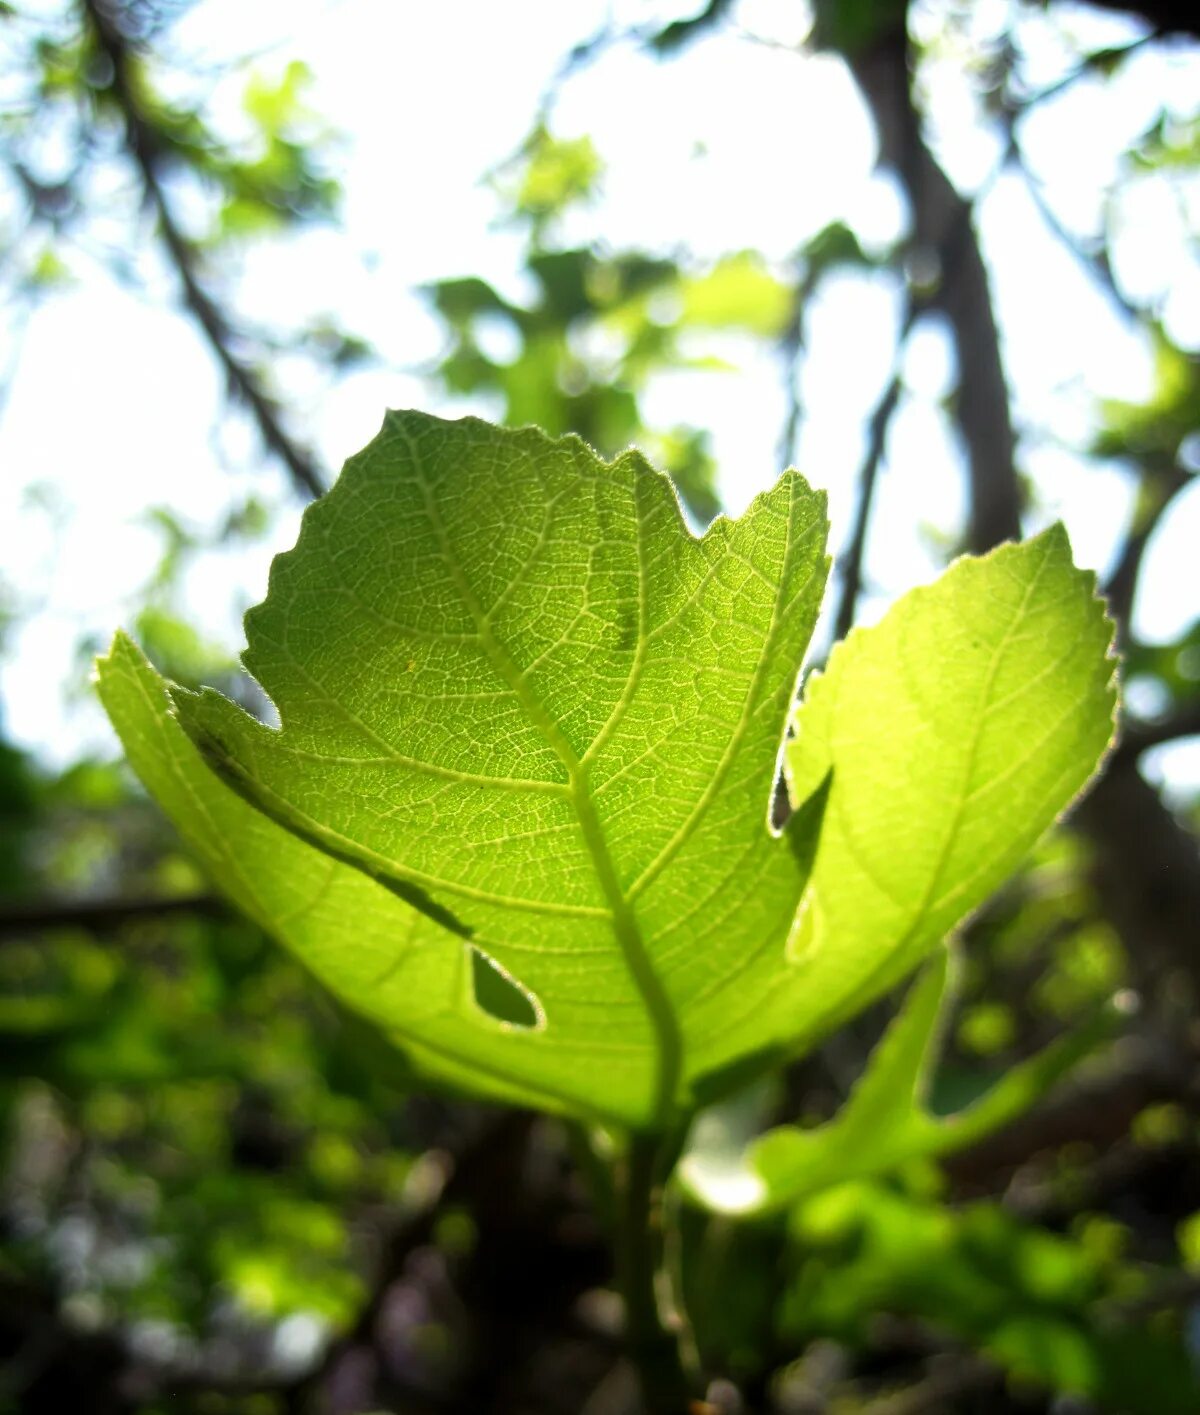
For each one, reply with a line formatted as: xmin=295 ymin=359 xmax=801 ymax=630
xmin=681 ymin=1176 xmax=1200 ymax=1412
xmin=781 ymin=1180 xmax=1199 ymax=1413
xmin=0 ymin=752 xmax=418 ymax=1350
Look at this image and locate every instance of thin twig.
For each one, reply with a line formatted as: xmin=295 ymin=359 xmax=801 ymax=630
xmin=830 ymin=303 xmax=918 ymax=643
xmin=0 ymin=891 xmax=224 ymax=939
xmin=79 ymin=0 xmax=326 ymax=502
xmin=776 ymin=274 xmax=806 ymax=476
xmin=1010 ymin=30 xmax=1160 ymax=113
xmin=1013 ymin=148 xmax=1141 ymax=325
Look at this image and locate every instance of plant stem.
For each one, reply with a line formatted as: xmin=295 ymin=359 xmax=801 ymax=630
xmin=618 ymin=1132 xmax=695 ymax=1413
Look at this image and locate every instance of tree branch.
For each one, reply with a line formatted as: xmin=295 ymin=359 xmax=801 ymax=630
xmin=1103 ymin=465 xmax=1192 ymax=629
xmin=945 ymin=1017 xmax=1190 ymax=1197
xmin=857 ymin=1352 xmax=1000 ymax=1415
xmin=1114 ymin=699 xmax=1200 ymax=765
xmin=846 ymin=22 xmax=1023 ymax=554
xmin=1075 ymin=757 xmax=1200 ymax=1007
xmin=1071 ymin=1 xmax=1199 ymax=40
xmin=1101 ymin=1269 xmax=1200 ymax=1323
xmin=844 ymin=8 xmax=1200 ymax=1024
xmin=0 ymin=891 xmax=224 ymax=939
xmin=79 ymin=0 xmax=326 ymax=502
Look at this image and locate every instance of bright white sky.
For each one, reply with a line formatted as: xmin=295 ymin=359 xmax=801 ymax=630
xmin=0 ymin=0 xmax=1197 ymax=792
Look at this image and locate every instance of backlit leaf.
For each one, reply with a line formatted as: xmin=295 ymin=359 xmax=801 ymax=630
xmin=98 ymin=415 xmax=1116 ymax=1137
xmin=99 ymin=412 xmax=829 ymax=1130
xmin=781 ymin=525 xmax=1117 ymax=1048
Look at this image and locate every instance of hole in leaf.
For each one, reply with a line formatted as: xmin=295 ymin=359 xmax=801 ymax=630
xmin=469 ymin=947 xmax=541 ymax=1030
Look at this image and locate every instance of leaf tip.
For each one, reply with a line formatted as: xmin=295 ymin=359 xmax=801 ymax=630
xmin=94 ymin=628 xmax=152 ymax=695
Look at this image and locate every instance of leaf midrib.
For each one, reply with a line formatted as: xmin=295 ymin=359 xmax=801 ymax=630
xmin=407 ymin=434 xmax=682 ymax=1130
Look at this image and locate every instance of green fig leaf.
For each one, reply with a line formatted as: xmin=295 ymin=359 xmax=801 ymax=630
xmin=781 ymin=523 xmax=1117 ymax=1048
xmin=98 ymin=415 xmax=1116 ymax=1136
xmin=99 ymin=412 xmax=829 ymax=1129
